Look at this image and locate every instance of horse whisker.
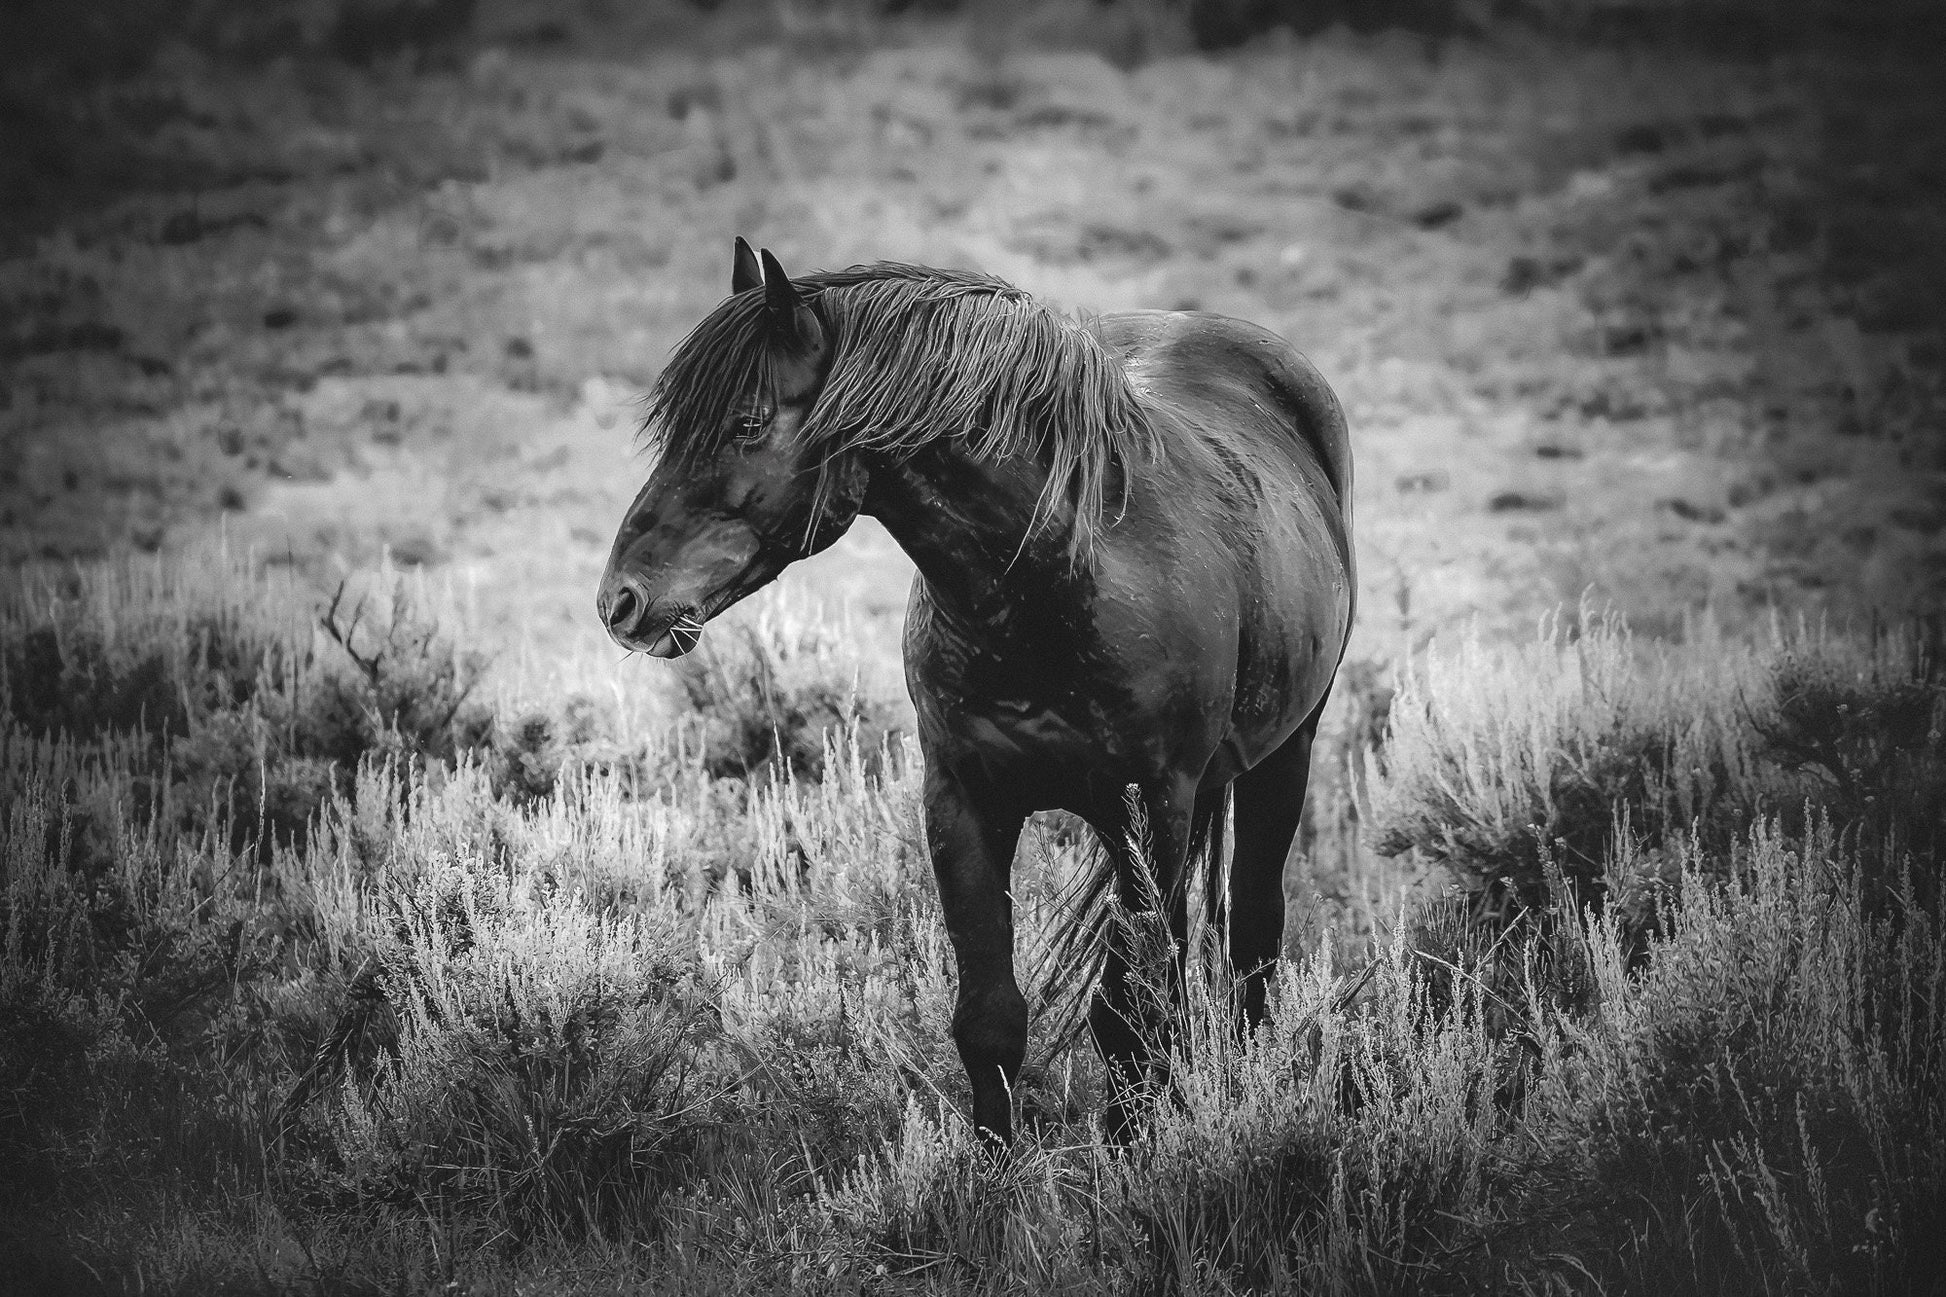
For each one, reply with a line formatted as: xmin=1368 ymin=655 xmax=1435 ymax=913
xmin=670 ymin=616 xmax=704 ymax=651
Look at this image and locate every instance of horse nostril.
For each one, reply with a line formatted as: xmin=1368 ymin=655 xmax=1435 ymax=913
xmin=605 ymin=584 xmax=640 ymax=635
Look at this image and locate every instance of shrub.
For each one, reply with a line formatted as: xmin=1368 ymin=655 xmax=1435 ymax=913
xmin=1756 ymin=626 xmax=1946 ymax=904
xmin=700 ymin=729 xmax=958 ymax=1185
xmin=0 ymin=549 xmax=312 ymax=746
xmin=810 ymin=1101 xmax=1106 ymax=1290
xmin=1367 ymin=607 xmax=1758 ymax=908
xmin=484 ymin=708 xmax=567 ymax=805
xmin=287 ymin=857 xmax=711 ymax=1246
xmin=1367 ymin=609 xmax=1945 ymax=922
xmin=1 ymin=549 xmax=501 ymax=849
xmin=0 ymin=762 xmax=282 ymax=1223
xmin=8 ymin=547 xmax=1943 ymax=1295
xmin=674 ymin=591 xmax=905 ymax=783
xmin=1494 ymin=820 xmax=1946 ymax=1294
xmin=306 ymin=579 xmax=493 ymax=772
xmin=0 ymin=773 xmax=255 ymax=1059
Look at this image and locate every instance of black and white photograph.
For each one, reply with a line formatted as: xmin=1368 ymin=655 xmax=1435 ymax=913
xmin=2 ymin=0 xmax=1942 ymax=1291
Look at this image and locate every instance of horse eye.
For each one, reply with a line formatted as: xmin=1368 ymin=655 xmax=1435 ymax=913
xmin=734 ymin=409 xmax=773 ymax=442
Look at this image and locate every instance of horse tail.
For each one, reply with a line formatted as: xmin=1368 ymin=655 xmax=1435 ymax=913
xmin=1029 ymin=835 xmax=1117 ymax=1059
xmin=1029 ymin=783 xmax=1234 ymax=1058
xmin=1193 ymin=783 xmax=1232 ymax=951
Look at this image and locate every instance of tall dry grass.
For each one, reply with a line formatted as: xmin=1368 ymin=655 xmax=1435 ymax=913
xmin=1368 ymin=605 xmax=1944 ymax=919
xmin=2 ymin=549 xmax=1941 ymax=1294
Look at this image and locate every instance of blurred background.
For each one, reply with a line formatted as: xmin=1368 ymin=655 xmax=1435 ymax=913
xmin=3 ymin=0 xmax=1942 ymax=702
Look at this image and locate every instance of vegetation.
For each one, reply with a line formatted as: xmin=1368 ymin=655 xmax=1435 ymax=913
xmin=2 ymin=547 xmax=1940 ymax=1294
xmin=672 ymin=592 xmax=905 ymax=782
xmin=1368 ymin=606 xmax=1946 ymax=919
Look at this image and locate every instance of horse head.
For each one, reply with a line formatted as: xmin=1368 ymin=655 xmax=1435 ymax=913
xmin=597 ymin=241 xmax=866 ymax=656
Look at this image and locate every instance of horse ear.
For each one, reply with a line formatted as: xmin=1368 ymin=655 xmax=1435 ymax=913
xmin=731 ymin=236 xmax=761 ymax=294
xmin=760 ymin=248 xmax=825 ymax=357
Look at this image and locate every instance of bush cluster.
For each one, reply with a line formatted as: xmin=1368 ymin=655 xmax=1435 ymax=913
xmin=0 ymin=554 xmax=501 ymax=846
xmin=673 ymin=593 xmax=906 ymax=783
xmin=2 ymin=552 xmax=1941 ymax=1295
xmin=1367 ymin=609 xmax=1944 ymax=920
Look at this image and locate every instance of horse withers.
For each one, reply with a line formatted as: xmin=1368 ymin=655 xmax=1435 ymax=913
xmin=598 ymin=239 xmax=1354 ymax=1145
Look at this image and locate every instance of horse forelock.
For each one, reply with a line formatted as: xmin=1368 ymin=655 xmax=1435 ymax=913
xmin=636 ymin=289 xmax=770 ymax=465
xmin=639 ymin=263 xmax=1160 ymax=553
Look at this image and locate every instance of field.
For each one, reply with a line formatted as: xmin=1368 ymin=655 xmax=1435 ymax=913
xmin=3 ymin=1 xmax=1944 ymax=1292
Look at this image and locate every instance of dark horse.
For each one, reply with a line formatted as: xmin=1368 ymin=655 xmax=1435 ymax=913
xmin=599 ymin=240 xmax=1354 ymax=1145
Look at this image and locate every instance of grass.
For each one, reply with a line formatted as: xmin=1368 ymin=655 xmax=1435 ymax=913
xmin=672 ymin=590 xmax=905 ymax=782
xmin=2 ymin=547 xmax=1941 ymax=1294
xmin=1367 ymin=605 xmax=1945 ymax=919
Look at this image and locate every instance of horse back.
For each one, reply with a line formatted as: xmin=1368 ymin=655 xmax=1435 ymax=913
xmin=1102 ymin=310 xmax=1352 ymax=566
xmin=1102 ymin=310 xmax=1350 ymax=510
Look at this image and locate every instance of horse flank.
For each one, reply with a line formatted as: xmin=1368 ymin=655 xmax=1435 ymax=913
xmin=641 ymin=263 xmax=1164 ymax=553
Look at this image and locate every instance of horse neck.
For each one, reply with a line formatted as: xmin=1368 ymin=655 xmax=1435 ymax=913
xmin=861 ymin=441 xmax=1077 ymax=617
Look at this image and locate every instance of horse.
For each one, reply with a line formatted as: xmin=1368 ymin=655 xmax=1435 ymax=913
xmin=598 ymin=239 xmax=1354 ymax=1145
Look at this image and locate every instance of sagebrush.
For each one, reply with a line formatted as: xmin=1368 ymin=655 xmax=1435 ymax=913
xmin=2 ymin=551 xmax=1941 ymax=1295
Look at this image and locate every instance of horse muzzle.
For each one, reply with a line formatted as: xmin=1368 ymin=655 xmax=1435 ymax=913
xmin=635 ymin=623 xmax=702 ymax=659
xmin=598 ymin=576 xmax=704 ymax=658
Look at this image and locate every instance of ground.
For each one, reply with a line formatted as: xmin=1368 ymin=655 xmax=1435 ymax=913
xmin=3 ymin=2 xmax=1943 ymax=711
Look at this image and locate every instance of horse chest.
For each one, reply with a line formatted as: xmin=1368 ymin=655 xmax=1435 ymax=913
xmin=957 ymin=698 xmax=1093 ymax=760
xmin=913 ymin=649 xmax=1106 ymax=750
xmin=907 ymin=623 xmax=1201 ymax=802
xmin=920 ymin=689 xmax=1155 ymax=804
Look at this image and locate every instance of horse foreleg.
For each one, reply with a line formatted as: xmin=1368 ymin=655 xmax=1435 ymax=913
xmin=923 ymin=771 xmax=1027 ymax=1149
xmin=1229 ymin=719 xmax=1319 ymax=1032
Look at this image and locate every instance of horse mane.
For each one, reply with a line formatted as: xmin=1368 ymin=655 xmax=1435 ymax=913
xmin=641 ymin=263 xmax=1162 ymax=554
